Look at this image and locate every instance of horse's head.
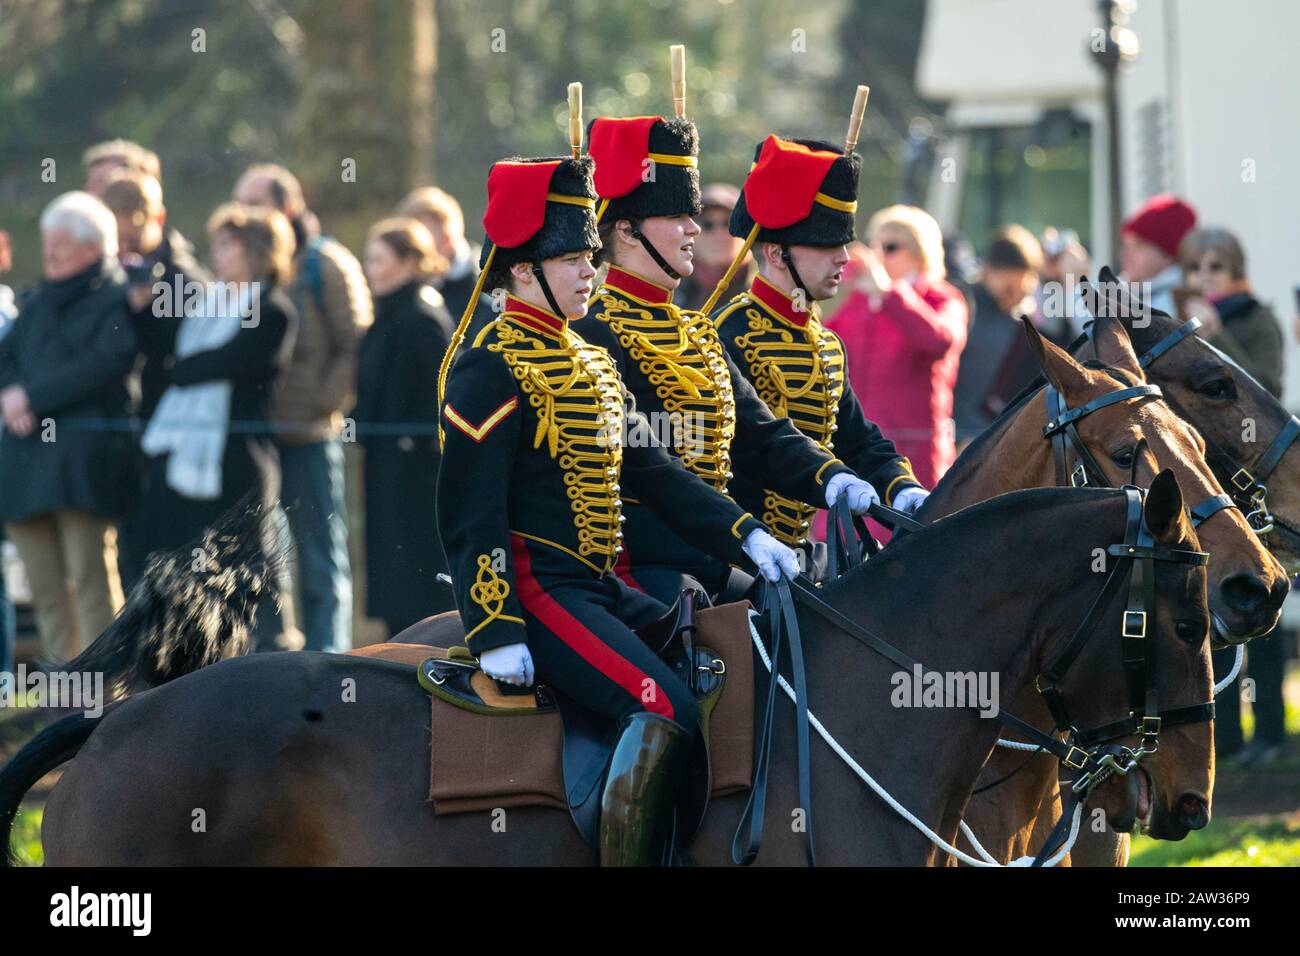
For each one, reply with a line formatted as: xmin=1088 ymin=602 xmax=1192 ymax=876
xmin=1025 ymin=316 xmax=1289 ymax=643
xmin=1091 ymin=265 xmax=1300 ymax=572
xmin=1051 ymin=471 xmax=1214 ymax=840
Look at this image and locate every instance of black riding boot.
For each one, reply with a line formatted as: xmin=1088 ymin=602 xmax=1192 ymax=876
xmin=599 ymin=711 xmax=693 ymax=866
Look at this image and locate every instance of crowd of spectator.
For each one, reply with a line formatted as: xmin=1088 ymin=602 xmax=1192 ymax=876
xmin=0 ymin=140 xmax=1289 ymax=763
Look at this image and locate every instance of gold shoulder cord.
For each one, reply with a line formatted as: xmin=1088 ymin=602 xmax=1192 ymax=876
xmin=487 ymin=314 xmax=627 ymax=570
xmin=730 ymin=305 xmax=846 ymax=545
xmin=594 ymin=292 xmax=737 ymax=491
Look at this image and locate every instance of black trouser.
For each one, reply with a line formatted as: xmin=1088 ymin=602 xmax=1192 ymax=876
xmin=1213 ymin=624 xmax=1288 ymax=752
xmin=510 ymin=535 xmax=699 ymax=730
xmin=615 ymin=564 xmax=723 ymax=609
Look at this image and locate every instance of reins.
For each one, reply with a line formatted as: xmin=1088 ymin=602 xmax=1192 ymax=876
xmin=736 ymin=493 xmax=1213 ymax=867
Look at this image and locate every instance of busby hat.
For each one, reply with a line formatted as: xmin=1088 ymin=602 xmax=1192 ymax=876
xmin=729 ymin=135 xmax=860 ymax=248
xmin=588 ymin=115 xmax=702 ymax=223
xmin=479 ymin=155 xmax=600 ymax=269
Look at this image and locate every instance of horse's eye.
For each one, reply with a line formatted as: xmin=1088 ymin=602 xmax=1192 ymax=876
xmin=1196 ymin=377 xmax=1237 ymax=401
xmin=1111 ymin=446 xmax=1136 ymax=468
xmin=1175 ymin=620 xmax=1205 ymax=644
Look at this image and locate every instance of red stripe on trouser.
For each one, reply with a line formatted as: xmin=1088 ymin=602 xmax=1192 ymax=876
xmin=509 ymin=536 xmax=673 ymax=718
xmin=613 ymin=546 xmax=647 ymax=593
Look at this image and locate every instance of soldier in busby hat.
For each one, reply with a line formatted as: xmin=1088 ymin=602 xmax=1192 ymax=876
xmin=575 ymin=112 xmax=885 ymax=602
xmin=710 ymin=134 xmax=929 ymax=549
xmin=436 ymin=145 xmax=800 ymax=866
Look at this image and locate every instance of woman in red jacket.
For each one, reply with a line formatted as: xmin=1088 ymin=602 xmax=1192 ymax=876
xmin=825 ymin=205 xmax=967 ymax=489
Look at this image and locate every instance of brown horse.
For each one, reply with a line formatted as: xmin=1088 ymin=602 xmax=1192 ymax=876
xmin=385 ymin=308 xmax=1275 ymax=866
xmin=1086 ymin=268 xmax=1300 ymax=573
xmin=917 ymin=313 xmax=1286 ymax=866
xmin=7 ymin=481 xmax=1214 ymax=865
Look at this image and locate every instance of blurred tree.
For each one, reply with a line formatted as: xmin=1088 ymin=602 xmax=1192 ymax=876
xmin=0 ymin=0 xmax=930 ymax=281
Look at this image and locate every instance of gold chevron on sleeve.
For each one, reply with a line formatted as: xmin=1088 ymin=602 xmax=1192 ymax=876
xmin=444 ymin=397 xmax=518 ymax=443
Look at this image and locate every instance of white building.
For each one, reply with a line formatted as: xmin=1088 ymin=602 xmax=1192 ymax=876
xmin=917 ymin=0 xmax=1300 ymax=402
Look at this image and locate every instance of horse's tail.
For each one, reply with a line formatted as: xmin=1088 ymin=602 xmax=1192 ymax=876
xmin=66 ymin=494 xmax=282 ymax=701
xmin=0 ymin=706 xmax=119 ymax=866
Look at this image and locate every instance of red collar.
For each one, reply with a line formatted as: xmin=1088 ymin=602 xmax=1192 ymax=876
xmin=749 ymin=274 xmax=812 ymax=327
xmin=505 ymin=294 xmax=567 ymax=338
xmin=603 ymin=266 xmax=674 ymax=305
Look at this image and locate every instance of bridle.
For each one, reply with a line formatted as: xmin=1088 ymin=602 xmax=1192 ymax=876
xmin=736 ymin=492 xmax=1213 ymax=867
xmin=1084 ymin=315 xmax=1300 ymax=535
xmin=1042 ymin=356 xmax=1239 ymax=532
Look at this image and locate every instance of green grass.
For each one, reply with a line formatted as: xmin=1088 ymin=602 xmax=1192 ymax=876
xmin=10 ymin=806 xmax=43 ymax=867
xmin=1130 ymin=817 xmax=1300 ymax=867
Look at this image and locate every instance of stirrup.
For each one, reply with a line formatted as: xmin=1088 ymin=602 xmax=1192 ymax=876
xmin=598 ymin=711 xmax=693 ymax=867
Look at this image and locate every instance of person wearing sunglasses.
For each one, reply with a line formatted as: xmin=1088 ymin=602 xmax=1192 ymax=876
xmin=1178 ymin=226 xmax=1289 ymax=769
xmin=673 ymin=183 xmax=752 ymax=313
xmin=821 ymin=204 xmax=968 ymax=500
xmin=1178 ymin=226 xmax=1283 ymax=399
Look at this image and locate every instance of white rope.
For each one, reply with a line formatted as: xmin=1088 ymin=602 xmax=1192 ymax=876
xmin=1214 ymin=643 xmax=1244 ymax=696
xmin=747 ymin=612 xmax=1079 ymax=867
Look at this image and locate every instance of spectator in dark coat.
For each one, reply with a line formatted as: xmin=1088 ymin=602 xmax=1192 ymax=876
xmin=139 ymin=203 xmax=296 ymax=557
xmin=951 ymin=225 xmax=1043 ymax=444
xmin=356 ymin=218 xmax=457 ymax=635
xmin=0 ymin=192 xmax=136 ymax=662
xmin=673 ymin=183 xmax=754 ymax=312
xmin=396 ymin=187 xmax=485 ymax=323
xmin=1181 ymin=227 xmax=1284 ymax=397
xmin=235 ymin=164 xmax=367 ymax=653
xmin=1179 ymin=226 xmax=1289 ymax=765
xmin=101 ymin=169 xmax=213 ymax=590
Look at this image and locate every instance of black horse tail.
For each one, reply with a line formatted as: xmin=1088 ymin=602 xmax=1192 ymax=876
xmin=66 ymin=495 xmax=283 ymax=702
xmin=0 ymin=706 xmax=119 ymax=866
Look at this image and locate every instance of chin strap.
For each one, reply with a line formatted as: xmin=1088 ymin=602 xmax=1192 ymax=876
xmin=529 ymin=263 xmax=566 ymax=319
xmin=629 ymin=222 xmax=681 ymax=282
xmin=780 ymin=245 xmax=811 ymax=303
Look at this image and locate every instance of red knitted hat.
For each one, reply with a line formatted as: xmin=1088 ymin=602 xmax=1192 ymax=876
xmin=1121 ymin=194 xmax=1197 ymax=258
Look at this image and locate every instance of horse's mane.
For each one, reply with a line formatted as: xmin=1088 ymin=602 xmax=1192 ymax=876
xmin=824 ymin=485 xmax=1125 ymax=600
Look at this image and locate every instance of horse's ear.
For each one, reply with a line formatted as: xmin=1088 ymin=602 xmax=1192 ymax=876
xmin=1098 ymin=264 xmax=1120 ymax=285
xmin=1088 ymin=311 xmax=1144 ymax=378
xmin=1022 ymin=316 xmax=1089 ymax=395
xmin=1144 ymin=469 xmax=1188 ymax=544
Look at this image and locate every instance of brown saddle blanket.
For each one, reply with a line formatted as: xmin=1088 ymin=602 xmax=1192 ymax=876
xmin=346 ymin=601 xmax=756 ymax=815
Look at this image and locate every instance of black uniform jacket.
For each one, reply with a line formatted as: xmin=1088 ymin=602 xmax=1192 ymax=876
xmin=438 ymin=294 xmax=764 ymax=655
xmin=713 ymin=274 xmax=921 ymax=545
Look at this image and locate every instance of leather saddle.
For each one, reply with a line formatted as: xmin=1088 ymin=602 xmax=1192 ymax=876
xmin=417 ymin=588 xmax=726 ymax=850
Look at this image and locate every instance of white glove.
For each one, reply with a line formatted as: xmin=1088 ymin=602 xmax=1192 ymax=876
xmin=478 ymin=642 xmax=535 ymax=686
xmin=824 ymin=472 xmax=880 ymax=514
xmin=892 ymin=487 xmax=930 ymax=515
xmin=742 ymin=528 xmax=802 ymax=583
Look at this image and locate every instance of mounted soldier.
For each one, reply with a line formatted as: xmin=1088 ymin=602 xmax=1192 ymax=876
xmin=574 ymin=51 xmax=885 ymax=602
xmin=434 ymin=93 xmax=801 ymax=866
xmin=706 ymin=90 xmax=929 ymax=552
